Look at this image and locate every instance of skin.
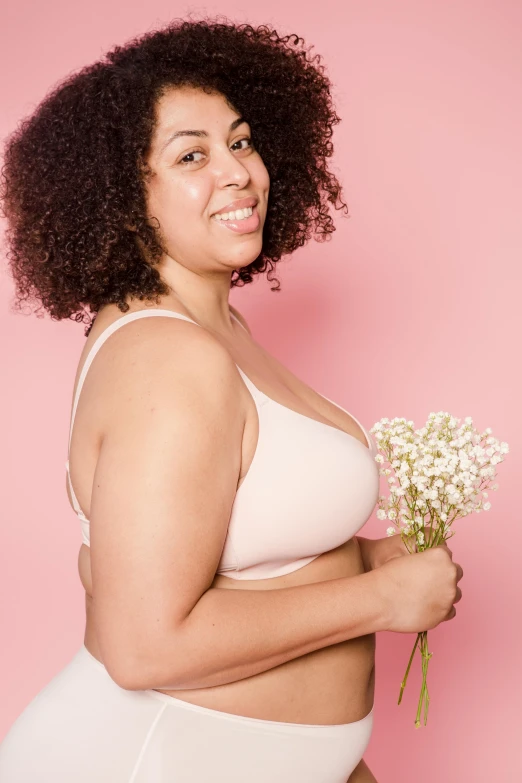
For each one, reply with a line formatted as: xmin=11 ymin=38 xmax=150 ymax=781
xmin=71 ymin=87 xmax=463 ymax=779
xmin=348 ymin=758 xmax=379 ymax=782
xmin=146 ymin=88 xmax=379 ymax=778
xmin=74 ymin=85 xmax=380 ymax=779
xmin=140 ymin=84 xmax=270 ymax=336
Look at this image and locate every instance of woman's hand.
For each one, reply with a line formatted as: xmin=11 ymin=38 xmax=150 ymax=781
xmin=357 ymin=525 xmax=442 ymax=571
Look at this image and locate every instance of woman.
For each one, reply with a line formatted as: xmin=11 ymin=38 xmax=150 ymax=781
xmin=0 ymin=18 xmax=463 ymax=782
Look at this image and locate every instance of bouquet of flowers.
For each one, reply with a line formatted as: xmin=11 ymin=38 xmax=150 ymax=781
xmin=368 ymin=411 xmax=509 ymax=728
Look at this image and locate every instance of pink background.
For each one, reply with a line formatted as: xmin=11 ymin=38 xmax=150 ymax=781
xmin=1 ymin=2 xmax=521 ymax=780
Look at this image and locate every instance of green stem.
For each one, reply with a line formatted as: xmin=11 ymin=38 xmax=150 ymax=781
xmin=414 ymin=632 xmax=433 ymax=727
xmin=398 ymin=632 xmax=420 ymax=705
xmin=398 ymin=630 xmax=433 ymax=727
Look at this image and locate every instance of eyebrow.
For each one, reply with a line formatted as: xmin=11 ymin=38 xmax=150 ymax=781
xmin=158 ymin=116 xmax=247 ymax=156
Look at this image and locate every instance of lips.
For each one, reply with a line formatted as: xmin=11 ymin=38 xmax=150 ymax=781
xmin=211 ymin=196 xmax=258 ymax=216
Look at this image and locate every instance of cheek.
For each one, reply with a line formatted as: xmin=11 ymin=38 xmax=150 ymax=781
xmin=251 ymin=157 xmax=270 ymax=190
xmin=149 ymin=174 xmax=210 ymax=222
xmin=182 ymin=178 xmax=212 ymax=210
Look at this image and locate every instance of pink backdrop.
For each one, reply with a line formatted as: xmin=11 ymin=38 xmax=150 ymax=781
xmin=1 ymin=2 xmax=521 ymax=780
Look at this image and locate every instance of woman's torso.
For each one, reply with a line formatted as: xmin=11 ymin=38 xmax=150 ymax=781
xmin=70 ymin=300 xmax=377 ymax=725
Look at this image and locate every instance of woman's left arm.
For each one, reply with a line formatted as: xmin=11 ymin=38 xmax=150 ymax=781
xmin=356 ymin=532 xmax=415 ymax=572
xmin=357 ymin=525 xmax=440 ymax=572
xmin=355 ymin=536 xmax=376 ymax=573
xmin=351 ymin=531 xmax=440 ymax=782
xmin=356 ymin=534 xmax=407 ymax=572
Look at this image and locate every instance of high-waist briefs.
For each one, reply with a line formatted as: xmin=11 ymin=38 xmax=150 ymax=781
xmin=0 ymin=644 xmax=374 ymax=782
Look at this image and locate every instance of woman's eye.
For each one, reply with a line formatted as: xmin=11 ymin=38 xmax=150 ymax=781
xmin=179 ymin=150 xmax=205 ymax=166
xmin=232 ymin=137 xmax=253 ymax=151
xmin=179 ymin=137 xmax=253 ymax=166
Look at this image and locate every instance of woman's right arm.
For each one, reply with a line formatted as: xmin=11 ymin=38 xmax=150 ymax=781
xmin=88 ymin=317 xmax=456 ymax=692
xmin=146 ymin=568 xmax=388 ymax=691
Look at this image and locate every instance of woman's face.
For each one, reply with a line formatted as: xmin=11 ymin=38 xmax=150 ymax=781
xmin=144 ymin=86 xmax=270 ymax=276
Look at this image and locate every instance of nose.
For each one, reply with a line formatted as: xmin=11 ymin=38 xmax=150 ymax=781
xmin=215 ymin=148 xmax=251 ymax=189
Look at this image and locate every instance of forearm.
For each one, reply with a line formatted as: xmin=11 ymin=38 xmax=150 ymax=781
xmin=135 ymin=569 xmax=388 ymax=691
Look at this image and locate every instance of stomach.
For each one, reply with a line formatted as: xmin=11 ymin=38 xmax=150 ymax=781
xmin=80 ymin=535 xmax=376 ymax=726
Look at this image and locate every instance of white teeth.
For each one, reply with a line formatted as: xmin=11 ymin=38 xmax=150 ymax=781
xmin=214 ymin=206 xmax=253 ymax=221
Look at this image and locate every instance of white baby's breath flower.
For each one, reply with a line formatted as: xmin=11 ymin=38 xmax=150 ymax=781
xmin=371 ymin=411 xmax=507 ymax=554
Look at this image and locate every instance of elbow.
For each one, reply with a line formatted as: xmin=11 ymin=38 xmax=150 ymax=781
xmin=104 ymin=654 xmax=160 ymax=691
xmin=100 ymin=647 xmax=148 ymax=691
xmin=95 ymin=604 xmax=191 ymax=691
xmin=103 ymin=634 xmax=188 ymax=692
xmin=109 ymin=666 xmax=148 ymax=692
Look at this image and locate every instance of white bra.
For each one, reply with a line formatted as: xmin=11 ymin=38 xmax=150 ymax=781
xmin=66 ymin=309 xmax=379 ymax=580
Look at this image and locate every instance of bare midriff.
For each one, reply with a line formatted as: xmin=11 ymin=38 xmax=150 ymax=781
xmin=80 ymin=536 xmax=375 ymax=726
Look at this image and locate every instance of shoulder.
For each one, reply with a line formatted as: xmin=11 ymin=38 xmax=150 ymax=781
xmin=86 ymin=313 xmax=243 ymax=415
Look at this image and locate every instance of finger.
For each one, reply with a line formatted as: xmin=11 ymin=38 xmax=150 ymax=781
xmin=455 ymin=563 xmax=464 ymax=581
xmin=454 ymin=586 xmax=462 ymax=603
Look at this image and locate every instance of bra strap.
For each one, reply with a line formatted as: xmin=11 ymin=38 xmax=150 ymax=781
xmin=66 ymin=309 xmax=200 ymax=457
xmin=66 ymin=310 xmax=202 ymax=519
xmin=66 ymin=308 xmax=250 ymax=512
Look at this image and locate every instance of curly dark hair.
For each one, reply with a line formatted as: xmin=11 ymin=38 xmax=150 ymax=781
xmin=1 ymin=15 xmax=349 ymax=336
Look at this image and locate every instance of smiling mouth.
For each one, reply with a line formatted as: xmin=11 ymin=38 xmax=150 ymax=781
xmin=212 ymin=205 xmax=256 ymax=222
xmin=211 ymin=203 xmax=260 ymax=233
